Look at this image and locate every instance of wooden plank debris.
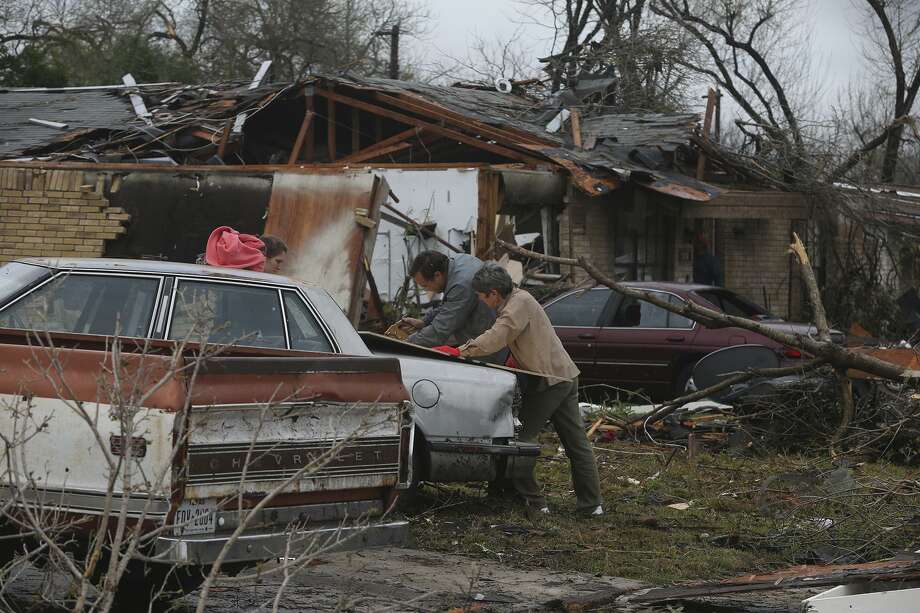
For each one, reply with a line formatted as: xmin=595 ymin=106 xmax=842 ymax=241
xmin=570 ymin=108 xmax=583 ymax=148
xmin=121 ymin=73 xmax=153 ymax=125
xmin=28 ymin=118 xmax=69 ymax=130
xmin=340 ymin=127 xmax=421 ymax=163
xmin=315 ymin=88 xmax=547 ymax=165
xmin=628 ymin=558 xmax=920 ymax=603
xmin=232 ymin=60 xmax=272 ymax=133
xmin=288 ymin=93 xmax=315 ymax=165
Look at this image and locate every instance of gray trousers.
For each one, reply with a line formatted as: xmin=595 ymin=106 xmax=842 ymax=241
xmin=514 ymin=377 xmax=602 ymax=512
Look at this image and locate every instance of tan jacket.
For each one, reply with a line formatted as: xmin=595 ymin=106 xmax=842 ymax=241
xmin=459 ymin=288 xmax=579 ymax=384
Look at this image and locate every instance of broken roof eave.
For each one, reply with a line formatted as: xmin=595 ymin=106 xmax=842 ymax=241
xmin=0 ymin=160 xmax=499 ymax=174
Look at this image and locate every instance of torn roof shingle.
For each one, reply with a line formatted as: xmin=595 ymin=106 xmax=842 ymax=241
xmin=0 ymin=75 xmax=713 ymax=199
xmin=0 ymin=89 xmax=136 ymax=157
xmin=580 ymin=113 xmax=700 ymax=150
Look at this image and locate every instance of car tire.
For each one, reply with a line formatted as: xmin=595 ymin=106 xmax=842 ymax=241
xmin=110 ymin=559 xmax=207 ymax=610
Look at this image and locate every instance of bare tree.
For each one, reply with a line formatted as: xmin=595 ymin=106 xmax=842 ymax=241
xmin=425 ymin=28 xmax=541 ymax=86
xmin=860 ymin=0 xmax=920 ymax=183
xmin=0 ymin=0 xmax=431 ymax=85
xmin=513 ymin=0 xmax=695 ymax=110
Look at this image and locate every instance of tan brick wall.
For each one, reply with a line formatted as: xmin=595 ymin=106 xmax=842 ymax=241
xmin=0 ymin=167 xmax=129 ymax=263
xmin=715 ymin=217 xmax=797 ymax=319
xmin=558 ymin=188 xmax=617 ymax=284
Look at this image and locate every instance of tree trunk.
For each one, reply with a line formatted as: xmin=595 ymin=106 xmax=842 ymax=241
xmin=880 ymin=123 xmax=905 ymax=183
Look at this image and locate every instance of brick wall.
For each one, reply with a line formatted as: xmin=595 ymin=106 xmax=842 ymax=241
xmin=715 ymin=217 xmax=797 ymax=318
xmin=0 ymin=167 xmax=129 ymax=263
xmin=557 ymin=184 xmax=809 ymax=320
xmin=683 ymin=190 xmax=810 ymax=320
xmin=558 ymin=188 xmax=617 ymax=284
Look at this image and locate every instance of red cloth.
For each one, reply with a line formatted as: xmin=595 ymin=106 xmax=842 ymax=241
xmin=505 ymin=354 xmax=519 ymax=369
xmin=432 ymin=345 xmax=460 ymax=357
xmin=205 ymin=226 xmax=266 ymax=271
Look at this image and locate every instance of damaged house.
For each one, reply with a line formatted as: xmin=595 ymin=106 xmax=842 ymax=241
xmin=0 ymin=72 xmax=828 ymax=323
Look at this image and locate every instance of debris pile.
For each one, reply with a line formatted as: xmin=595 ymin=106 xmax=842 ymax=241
xmin=0 ymin=74 xmax=716 ymax=202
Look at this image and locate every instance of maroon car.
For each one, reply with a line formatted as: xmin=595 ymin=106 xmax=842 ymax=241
xmin=543 ymin=283 xmax=837 ymax=401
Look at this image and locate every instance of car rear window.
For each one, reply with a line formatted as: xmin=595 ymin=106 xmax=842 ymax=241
xmin=0 ymin=273 xmax=159 ymax=337
xmin=544 ymin=289 xmax=610 ymax=327
xmin=169 ymin=280 xmax=286 ymax=349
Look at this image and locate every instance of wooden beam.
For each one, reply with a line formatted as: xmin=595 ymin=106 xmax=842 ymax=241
xmin=315 ymin=88 xmax=546 ymax=165
xmin=339 ymin=127 xmax=421 ymax=163
xmin=351 ymin=107 xmax=360 ymax=153
xmin=696 ymin=88 xmax=717 ymax=180
xmin=383 ymin=203 xmax=463 ymax=253
xmin=327 ymin=97 xmax=337 ymax=162
xmin=374 ymin=91 xmax=551 ymax=147
xmin=345 ymin=141 xmax=412 ymax=164
xmin=216 ymin=120 xmax=232 ymax=158
xmin=476 ymin=170 xmax=501 ymax=258
xmin=570 ymin=108 xmax=583 ymax=149
xmin=288 ymin=95 xmax=315 ymax=165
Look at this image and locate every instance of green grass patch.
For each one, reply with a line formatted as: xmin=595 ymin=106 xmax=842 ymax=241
xmin=407 ymin=436 xmax=920 ymax=585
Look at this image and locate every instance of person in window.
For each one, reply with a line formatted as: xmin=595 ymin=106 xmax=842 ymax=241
xmin=401 ymin=250 xmax=496 ymax=349
xmin=260 ymin=235 xmax=288 ymax=274
xmin=692 ymin=233 xmax=722 ymax=286
xmin=204 ymin=226 xmax=266 ymax=271
xmin=458 ymin=263 xmax=603 ymax=517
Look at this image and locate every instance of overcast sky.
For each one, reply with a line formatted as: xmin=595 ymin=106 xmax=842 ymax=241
xmin=415 ymin=0 xmax=875 ymax=119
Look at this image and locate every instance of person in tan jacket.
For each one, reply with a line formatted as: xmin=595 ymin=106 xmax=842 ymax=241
xmin=459 ymin=263 xmax=603 ymax=517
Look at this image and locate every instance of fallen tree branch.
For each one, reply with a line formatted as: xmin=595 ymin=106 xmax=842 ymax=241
xmin=631 ymin=358 xmax=826 ymax=429
xmin=497 ymin=239 xmax=915 ymax=384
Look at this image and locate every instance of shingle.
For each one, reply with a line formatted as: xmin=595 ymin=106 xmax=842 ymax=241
xmin=0 ymin=89 xmax=136 ymax=156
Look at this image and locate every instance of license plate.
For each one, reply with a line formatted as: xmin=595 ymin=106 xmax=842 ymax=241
xmin=174 ymin=499 xmax=217 ymax=536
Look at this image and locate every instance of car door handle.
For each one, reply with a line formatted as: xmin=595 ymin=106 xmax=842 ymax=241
xmin=666 ymin=336 xmax=686 ymax=343
xmin=577 ymin=333 xmax=596 ymax=340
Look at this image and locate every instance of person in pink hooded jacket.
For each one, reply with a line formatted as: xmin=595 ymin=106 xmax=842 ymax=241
xmin=204 ymin=226 xmax=266 ymax=271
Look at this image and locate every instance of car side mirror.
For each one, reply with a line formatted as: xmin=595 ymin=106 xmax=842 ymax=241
xmin=691 ymin=344 xmax=780 ymax=391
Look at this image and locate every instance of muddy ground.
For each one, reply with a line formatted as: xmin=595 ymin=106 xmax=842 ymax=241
xmin=4 ymin=547 xmax=819 ymax=612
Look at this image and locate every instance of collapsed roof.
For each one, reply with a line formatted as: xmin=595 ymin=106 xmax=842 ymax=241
xmin=0 ymin=75 xmax=716 ymax=200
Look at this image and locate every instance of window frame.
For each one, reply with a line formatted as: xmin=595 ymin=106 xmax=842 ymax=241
xmin=543 ymin=287 xmax=614 ymax=328
xmin=0 ymin=270 xmax=165 ymax=339
xmin=280 ymin=289 xmax=336 ymax=353
xmin=604 ymin=289 xmax=697 ymax=331
xmin=164 ymin=276 xmax=338 ymax=352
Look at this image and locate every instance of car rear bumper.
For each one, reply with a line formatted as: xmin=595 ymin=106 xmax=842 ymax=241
xmin=154 ymin=518 xmax=409 ymax=565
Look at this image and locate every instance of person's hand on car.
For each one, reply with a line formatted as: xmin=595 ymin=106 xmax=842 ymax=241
xmin=399 ymin=317 xmax=424 ymax=329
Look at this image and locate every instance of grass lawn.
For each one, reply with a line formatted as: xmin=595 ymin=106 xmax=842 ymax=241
xmin=408 ymin=435 xmax=920 ymax=586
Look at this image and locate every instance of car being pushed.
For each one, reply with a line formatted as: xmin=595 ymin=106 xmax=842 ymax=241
xmin=543 ymin=282 xmax=844 ymax=401
xmin=0 ymin=258 xmax=535 ymax=604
